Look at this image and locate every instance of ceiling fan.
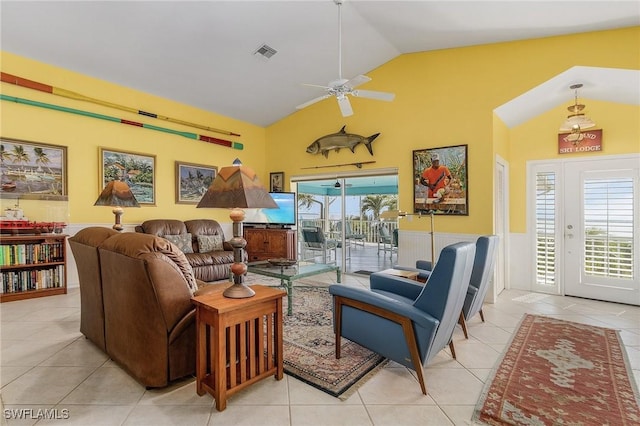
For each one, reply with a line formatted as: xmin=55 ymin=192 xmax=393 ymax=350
xmin=321 ymin=180 xmax=352 ymax=188
xmin=295 ymin=0 xmax=395 ymax=117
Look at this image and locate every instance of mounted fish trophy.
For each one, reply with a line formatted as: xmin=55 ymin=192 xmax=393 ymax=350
xmin=306 ymin=126 xmax=379 ymax=158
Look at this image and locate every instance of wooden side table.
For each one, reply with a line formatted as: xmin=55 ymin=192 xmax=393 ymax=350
xmin=192 ymin=284 xmax=286 ymax=411
xmin=379 ymin=268 xmax=420 ymax=281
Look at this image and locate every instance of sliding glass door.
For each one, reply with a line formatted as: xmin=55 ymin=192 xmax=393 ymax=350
xmin=293 ymin=170 xmax=398 ymax=274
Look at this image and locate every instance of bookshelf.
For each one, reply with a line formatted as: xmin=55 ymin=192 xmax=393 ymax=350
xmin=0 ymin=234 xmax=67 ymax=302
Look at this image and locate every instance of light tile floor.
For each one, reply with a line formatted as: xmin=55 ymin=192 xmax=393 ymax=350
xmin=1 ymin=273 xmax=639 ymax=426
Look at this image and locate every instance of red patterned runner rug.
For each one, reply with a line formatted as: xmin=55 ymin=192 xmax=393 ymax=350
xmin=473 ymin=314 xmax=640 ymax=425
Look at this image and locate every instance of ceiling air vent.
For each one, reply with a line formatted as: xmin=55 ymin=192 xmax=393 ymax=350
xmin=254 ymin=44 xmax=277 ymax=60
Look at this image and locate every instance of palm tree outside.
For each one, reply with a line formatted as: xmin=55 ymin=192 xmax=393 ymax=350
xmin=360 ymin=195 xmax=397 ymax=220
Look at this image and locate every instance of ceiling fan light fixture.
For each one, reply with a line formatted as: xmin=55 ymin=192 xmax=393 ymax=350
xmin=559 ymin=83 xmax=596 ymax=132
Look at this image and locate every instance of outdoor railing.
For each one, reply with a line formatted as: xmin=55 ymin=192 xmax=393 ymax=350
xmin=299 ymin=218 xmax=397 ymax=244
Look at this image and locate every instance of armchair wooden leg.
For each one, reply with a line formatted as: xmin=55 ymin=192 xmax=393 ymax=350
xmin=334 ymin=296 xmax=343 ymax=359
xmin=332 ymin=295 xmax=427 ymax=395
xmin=401 ymin=319 xmax=427 ymax=395
xmin=458 ymin=311 xmax=469 ymax=339
xmin=479 ymin=308 xmax=485 ymax=322
xmin=449 ymin=341 xmax=457 ymax=359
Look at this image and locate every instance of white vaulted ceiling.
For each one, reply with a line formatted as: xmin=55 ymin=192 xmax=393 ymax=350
xmin=1 ymin=1 xmax=639 ymax=127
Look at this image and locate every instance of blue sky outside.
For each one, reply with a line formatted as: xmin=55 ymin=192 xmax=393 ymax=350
xmin=536 ymin=175 xmax=634 ymax=238
xmin=299 ymin=195 xmax=366 ymax=221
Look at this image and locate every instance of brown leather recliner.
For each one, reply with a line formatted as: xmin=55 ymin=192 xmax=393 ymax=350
xmin=68 ymin=226 xmax=120 ymax=351
xmin=135 ymin=219 xmax=237 ymax=282
xmin=98 ymin=231 xmax=219 ymax=387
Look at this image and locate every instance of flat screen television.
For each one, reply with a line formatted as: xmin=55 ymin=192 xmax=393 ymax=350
xmin=244 ymin=192 xmax=297 ymax=227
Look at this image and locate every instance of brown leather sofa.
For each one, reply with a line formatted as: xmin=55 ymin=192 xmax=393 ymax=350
xmin=69 ymin=227 xmax=222 ymax=387
xmin=68 ymin=226 xmax=120 ymax=351
xmin=135 ymin=219 xmax=236 ymax=282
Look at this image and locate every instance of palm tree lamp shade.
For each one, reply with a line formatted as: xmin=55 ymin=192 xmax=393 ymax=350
xmin=197 ymin=159 xmax=277 ymax=298
xmin=93 ymin=180 xmax=140 ymax=231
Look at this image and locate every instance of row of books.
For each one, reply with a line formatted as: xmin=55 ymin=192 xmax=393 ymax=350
xmin=0 ymin=242 xmax=65 ymax=266
xmin=0 ymin=265 xmax=65 ymax=293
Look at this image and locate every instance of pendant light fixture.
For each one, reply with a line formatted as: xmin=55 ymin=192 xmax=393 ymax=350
xmin=559 ymin=83 xmax=596 ymax=133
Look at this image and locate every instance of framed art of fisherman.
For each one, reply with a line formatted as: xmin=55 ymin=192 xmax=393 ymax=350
xmin=413 ymin=145 xmax=468 ymax=215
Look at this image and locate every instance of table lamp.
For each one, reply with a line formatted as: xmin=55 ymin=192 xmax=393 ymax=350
xmin=197 ymin=159 xmax=277 ymax=298
xmin=94 ymin=180 xmax=140 ymax=231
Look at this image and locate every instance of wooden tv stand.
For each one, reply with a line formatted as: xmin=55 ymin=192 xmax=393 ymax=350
xmin=244 ymin=228 xmax=296 ymax=261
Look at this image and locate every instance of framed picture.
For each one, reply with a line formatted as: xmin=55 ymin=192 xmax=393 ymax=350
xmin=413 ymin=144 xmax=468 ymax=215
xmin=270 ymin=171 xmax=284 ymax=192
xmin=0 ymin=137 xmax=68 ymax=199
xmin=100 ymin=147 xmax=156 ymax=205
xmin=175 ymin=161 xmax=217 ymax=204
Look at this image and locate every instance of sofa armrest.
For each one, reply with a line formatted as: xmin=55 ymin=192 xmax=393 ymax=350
xmin=329 ymin=285 xmax=439 ymax=330
xmin=369 ymin=272 xmax=424 ymax=300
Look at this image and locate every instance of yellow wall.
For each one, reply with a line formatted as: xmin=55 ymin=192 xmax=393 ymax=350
xmin=2 ymin=27 xmax=638 ymax=232
xmin=509 ymin=99 xmax=640 ymax=232
xmin=0 ymin=52 xmax=268 ymax=225
xmin=267 ymin=26 xmax=639 ymax=235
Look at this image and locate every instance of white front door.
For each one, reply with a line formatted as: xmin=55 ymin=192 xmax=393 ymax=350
xmin=563 ymin=157 xmax=639 ymax=305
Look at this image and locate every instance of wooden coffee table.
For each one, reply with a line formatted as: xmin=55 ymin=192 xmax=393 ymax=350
xmin=379 ymin=268 xmax=420 ymax=281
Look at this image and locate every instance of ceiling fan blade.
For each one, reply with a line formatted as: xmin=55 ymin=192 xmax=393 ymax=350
xmin=343 ymin=74 xmax=371 ymax=89
xmin=337 ymin=95 xmax=353 ymax=117
xmin=296 ymin=94 xmax=331 ymax=110
xmin=352 ymin=89 xmax=395 ymax=102
xmin=302 ymin=83 xmax=331 ymax=89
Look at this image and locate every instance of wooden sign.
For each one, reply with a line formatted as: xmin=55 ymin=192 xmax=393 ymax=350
xmin=558 ymin=129 xmax=603 ymax=154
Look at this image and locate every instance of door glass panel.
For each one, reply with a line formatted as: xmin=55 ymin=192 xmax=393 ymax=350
xmin=583 ymin=178 xmax=634 ymax=279
xmin=535 ymin=171 xmax=556 ymax=286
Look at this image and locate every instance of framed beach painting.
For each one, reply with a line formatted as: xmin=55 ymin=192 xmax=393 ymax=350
xmin=175 ymin=161 xmax=217 ymax=204
xmin=0 ymin=137 xmax=68 ymax=199
xmin=413 ymin=144 xmax=468 ymax=215
xmin=99 ymin=147 xmax=156 ymax=205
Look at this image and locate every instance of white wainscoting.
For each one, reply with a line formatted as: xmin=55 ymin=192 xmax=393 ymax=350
xmin=508 ymin=233 xmax=531 ymax=291
xmin=65 ymin=225 xmax=533 ymax=297
xmin=397 ymin=230 xmax=479 ymax=269
xmin=397 ymin=230 xmax=534 ymax=303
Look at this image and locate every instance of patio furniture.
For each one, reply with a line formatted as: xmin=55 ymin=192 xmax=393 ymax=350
xmin=301 ymin=227 xmax=338 ymax=264
xmin=377 ymin=225 xmax=397 ymax=260
xmin=338 ymin=221 xmax=366 ymax=248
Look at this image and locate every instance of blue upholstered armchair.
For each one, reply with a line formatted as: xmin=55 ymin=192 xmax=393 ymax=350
xmin=461 ymin=235 xmax=499 ymax=325
xmin=397 ymin=235 xmax=499 ymax=339
xmin=328 ymin=242 xmax=476 ymax=395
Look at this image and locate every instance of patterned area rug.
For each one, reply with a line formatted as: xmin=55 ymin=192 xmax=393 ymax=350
xmin=281 ymin=286 xmax=387 ymax=399
xmin=473 ymin=314 xmax=640 ymax=425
